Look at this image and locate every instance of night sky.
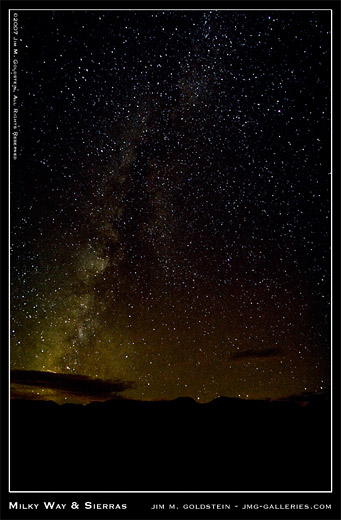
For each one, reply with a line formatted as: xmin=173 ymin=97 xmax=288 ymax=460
xmin=10 ymin=9 xmax=331 ymax=403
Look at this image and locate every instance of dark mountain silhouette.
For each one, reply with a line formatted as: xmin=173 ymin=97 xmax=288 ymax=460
xmin=10 ymin=393 xmax=331 ymax=492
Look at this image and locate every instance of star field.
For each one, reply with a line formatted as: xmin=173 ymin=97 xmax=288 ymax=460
xmin=10 ymin=9 xmax=331 ymax=402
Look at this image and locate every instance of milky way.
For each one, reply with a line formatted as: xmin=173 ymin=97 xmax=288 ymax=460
xmin=10 ymin=9 xmax=331 ymax=402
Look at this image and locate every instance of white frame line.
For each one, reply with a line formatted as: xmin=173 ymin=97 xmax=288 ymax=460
xmin=8 ymin=7 xmax=333 ymax=495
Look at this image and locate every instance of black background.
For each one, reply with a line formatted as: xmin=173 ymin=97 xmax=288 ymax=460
xmin=2 ymin=1 xmax=340 ymax=519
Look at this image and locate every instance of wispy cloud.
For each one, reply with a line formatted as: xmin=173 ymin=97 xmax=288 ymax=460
xmin=230 ymin=347 xmax=282 ymax=362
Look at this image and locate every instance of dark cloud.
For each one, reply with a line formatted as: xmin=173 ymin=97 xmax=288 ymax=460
xmin=276 ymin=390 xmax=330 ymax=406
xmin=230 ymin=347 xmax=282 ymax=362
xmin=10 ymin=369 xmax=134 ymax=401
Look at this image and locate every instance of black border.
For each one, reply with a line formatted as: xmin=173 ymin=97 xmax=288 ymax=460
xmin=2 ymin=1 xmax=340 ymax=519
